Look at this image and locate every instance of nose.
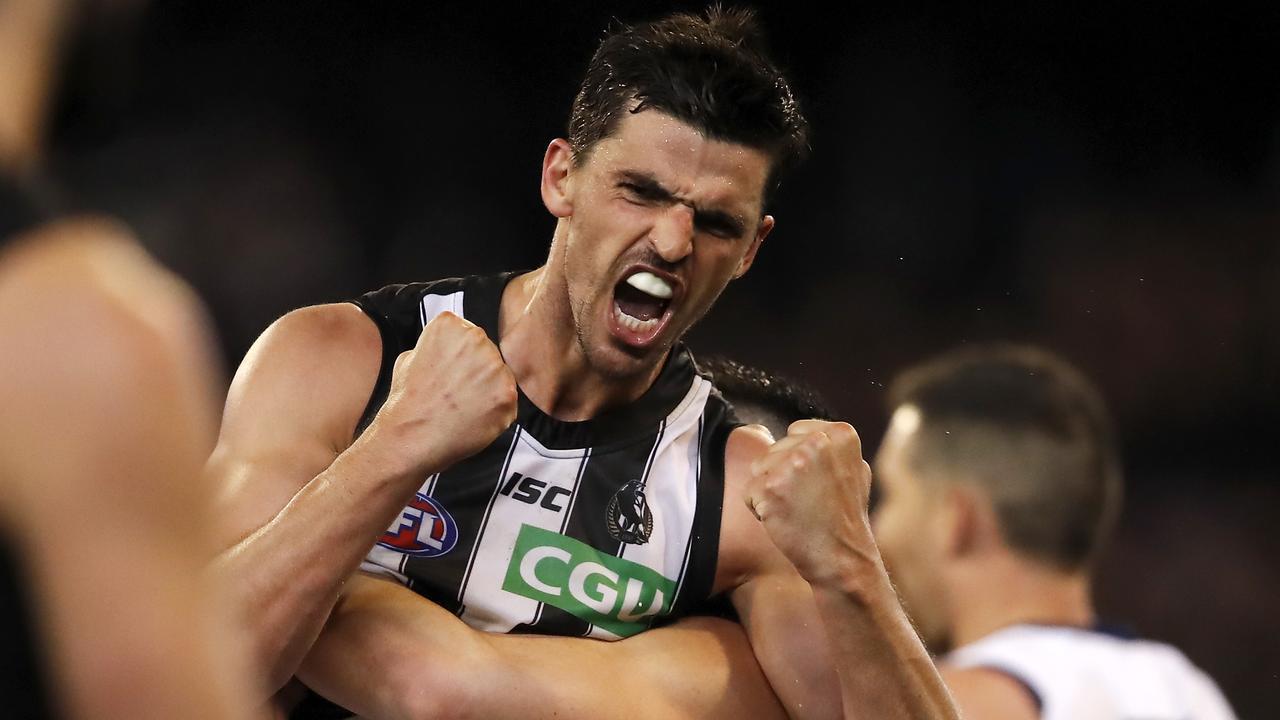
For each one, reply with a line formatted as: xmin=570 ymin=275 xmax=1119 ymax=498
xmin=649 ymin=204 xmax=694 ymax=264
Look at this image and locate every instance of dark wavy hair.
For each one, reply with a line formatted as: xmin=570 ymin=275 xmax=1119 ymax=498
xmin=697 ymin=355 xmax=832 ymax=438
xmin=568 ymin=5 xmax=809 ymax=204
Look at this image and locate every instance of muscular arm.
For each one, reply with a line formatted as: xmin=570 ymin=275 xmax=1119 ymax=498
xmin=205 ymin=302 xmax=403 ymax=693
xmin=207 ymin=302 xmax=515 ymax=695
xmin=299 ymin=573 xmax=786 ymax=720
xmin=0 ymin=222 xmax=250 ymax=719
xmin=718 ymin=426 xmax=843 ymax=720
xmin=739 ymin=421 xmax=959 ymax=720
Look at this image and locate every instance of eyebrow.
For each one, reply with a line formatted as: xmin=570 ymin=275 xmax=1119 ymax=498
xmin=615 ymin=170 xmax=749 ymax=238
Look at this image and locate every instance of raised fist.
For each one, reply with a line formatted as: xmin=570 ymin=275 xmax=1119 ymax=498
xmin=744 ymin=419 xmax=879 ymax=586
xmin=368 ymin=312 xmax=517 ymax=477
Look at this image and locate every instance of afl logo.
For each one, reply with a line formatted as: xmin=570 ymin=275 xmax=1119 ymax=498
xmin=606 ymin=480 xmax=653 ymax=545
xmin=377 ymin=493 xmax=459 ymax=557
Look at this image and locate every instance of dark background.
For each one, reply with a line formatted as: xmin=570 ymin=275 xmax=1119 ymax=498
xmin=47 ymin=1 xmax=1278 ymax=715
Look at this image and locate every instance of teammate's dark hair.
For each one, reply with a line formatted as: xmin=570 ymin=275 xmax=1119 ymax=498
xmin=698 ymin=355 xmax=832 ymax=438
xmin=888 ymin=344 xmax=1123 ymax=571
xmin=569 ymin=5 xmax=809 ymax=203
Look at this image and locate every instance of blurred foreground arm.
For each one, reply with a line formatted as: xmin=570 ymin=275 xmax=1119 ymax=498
xmin=0 ymin=222 xmax=251 ymax=719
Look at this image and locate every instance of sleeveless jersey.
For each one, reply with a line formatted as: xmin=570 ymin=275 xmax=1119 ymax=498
xmin=944 ymin=624 xmax=1237 ymax=720
xmin=352 ymin=272 xmax=736 ymax=640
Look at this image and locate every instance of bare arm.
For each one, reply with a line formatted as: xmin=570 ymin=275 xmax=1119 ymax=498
xmin=940 ymin=668 xmax=1040 ymax=720
xmin=740 ymin=420 xmax=959 ymax=720
xmin=0 ymin=222 xmax=250 ymax=719
xmin=299 ymin=573 xmax=786 ymax=720
xmin=206 ymin=303 xmax=516 ymax=695
xmin=719 ymin=426 xmax=843 ymax=720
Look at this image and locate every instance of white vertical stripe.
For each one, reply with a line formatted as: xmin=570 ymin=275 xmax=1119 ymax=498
xmin=460 ymin=433 xmax=589 ymax=633
xmin=419 ymin=289 xmax=465 ymax=329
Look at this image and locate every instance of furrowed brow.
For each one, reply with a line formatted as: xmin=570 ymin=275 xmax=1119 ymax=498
xmin=693 ymin=208 xmax=747 ymax=238
xmin=616 ymin=170 xmax=749 ymax=237
xmin=616 ymin=171 xmax=676 ymax=201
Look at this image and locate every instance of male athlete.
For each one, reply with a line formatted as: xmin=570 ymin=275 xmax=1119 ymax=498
xmin=209 ymin=8 xmax=956 ymax=718
xmin=0 ymin=1 xmax=251 ymax=717
xmin=873 ymin=344 xmax=1237 ymax=719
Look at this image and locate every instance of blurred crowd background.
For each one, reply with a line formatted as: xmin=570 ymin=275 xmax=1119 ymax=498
xmin=40 ymin=1 xmax=1277 ymax=716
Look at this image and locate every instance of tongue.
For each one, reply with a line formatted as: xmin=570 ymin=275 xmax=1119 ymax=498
xmin=615 ymin=281 xmax=667 ymax=321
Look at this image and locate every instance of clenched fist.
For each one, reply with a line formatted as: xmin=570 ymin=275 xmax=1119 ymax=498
xmin=744 ymin=419 xmax=881 ymax=587
xmin=367 ymin=312 xmax=517 ymax=477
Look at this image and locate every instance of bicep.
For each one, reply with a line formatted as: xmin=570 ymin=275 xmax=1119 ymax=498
xmin=205 ymin=303 xmax=382 ymax=548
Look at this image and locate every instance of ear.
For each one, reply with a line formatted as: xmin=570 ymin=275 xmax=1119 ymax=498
xmin=941 ymin=484 xmax=985 ymax=560
xmin=733 ymin=214 xmax=774 ymax=279
xmin=540 ymin=138 xmax=575 ymax=218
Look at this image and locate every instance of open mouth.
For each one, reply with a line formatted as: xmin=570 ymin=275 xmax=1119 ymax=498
xmin=609 ymin=268 xmax=677 ymax=348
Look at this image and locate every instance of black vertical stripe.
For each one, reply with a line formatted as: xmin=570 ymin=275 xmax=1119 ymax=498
xmin=668 ymin=392 xmax=734 ymax=619
xmin=455 ymin=426 xmax=523 ymax=613
xmin=398 ymin=426 xmax=521 ymax=617
xmin=510 ymin=447 xmax=592 ymax=632
xmin=515 ymin=424 xmax=664 ymax=637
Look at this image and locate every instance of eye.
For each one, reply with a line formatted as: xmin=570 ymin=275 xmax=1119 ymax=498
xmin=695 ymin=215 xmax=745 ymax=240
xmin=619 ymin=182 xmax=661 ymax=204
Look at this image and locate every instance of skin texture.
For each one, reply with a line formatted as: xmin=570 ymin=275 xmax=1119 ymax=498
xmin=1 ymin=1 xmax=252 ymax=716
xmin=0 ymin=222 xmax=252 ymax=720
xmin=206 ymin=306 xmax=517 ymax=693
xmin=872 ymin=403 xmax=1096 ymax=719
xmin=213 ymin=110 xmax=956 ymax=719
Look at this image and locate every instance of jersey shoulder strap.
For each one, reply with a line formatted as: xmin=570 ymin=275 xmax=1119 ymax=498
xmin=351 ymin=272 xmax=516 ymax=435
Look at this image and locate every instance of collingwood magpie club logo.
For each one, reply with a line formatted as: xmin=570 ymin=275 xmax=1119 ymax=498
xmin=606 ymin=480 xmax=653 ymax=545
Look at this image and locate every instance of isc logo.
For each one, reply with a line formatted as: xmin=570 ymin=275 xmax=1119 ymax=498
xmin=377 ymin=492 xmax=458 ymax=557
xmin=502 ymin=524 xmax=676 ymax=638
xmin=499 ymin=472 xmax=572 ymax=512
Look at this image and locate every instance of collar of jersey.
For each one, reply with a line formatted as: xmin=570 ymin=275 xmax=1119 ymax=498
xmin=462 ymin=271 xmax=697 ymax=451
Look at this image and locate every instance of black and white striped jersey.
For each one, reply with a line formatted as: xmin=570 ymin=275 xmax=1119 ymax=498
xmin=352 ymin=272 xmax=737 ymax=640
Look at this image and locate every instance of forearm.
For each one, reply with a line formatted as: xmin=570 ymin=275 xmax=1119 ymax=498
xmin=214 ymin=431 xmax=424 ymax=692
xmin=301 ymin=575 xmax=784 ymax=720
xmin=812 ymin=565 xmax=958 ymax=720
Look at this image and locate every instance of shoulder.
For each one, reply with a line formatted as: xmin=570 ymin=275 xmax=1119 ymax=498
xmin=219 ymin=302 xmax=382 ymax=451
xmin=0 ymin=218 xmax=215 ymax=408
xmin=941 ymin=666 xmax=1041 ymax=720
xmin=712 ymin=424 xmax=776 ymax=590
xmin=0 ymin=220 xmax=219 ymax=510
xmin=723 ymin=424 xmax=772 ymax=487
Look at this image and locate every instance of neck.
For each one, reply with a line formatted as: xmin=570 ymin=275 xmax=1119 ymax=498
xmin=0 ymin=0 xmax=64 ymax=176
xmin=498 ymin=259 xmax=668 ymax=422
xmin=948 ymin=552 xmax=1095 ymax=650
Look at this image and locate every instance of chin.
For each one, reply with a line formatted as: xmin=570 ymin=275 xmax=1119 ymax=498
xmin=583 ymin=338 xmax=665 ymax=380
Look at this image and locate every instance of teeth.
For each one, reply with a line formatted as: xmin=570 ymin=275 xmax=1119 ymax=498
xmin=625 ymin=271 xmax=674 ymax=299
xmin=614 ymin=304 xmax=661 ymax=333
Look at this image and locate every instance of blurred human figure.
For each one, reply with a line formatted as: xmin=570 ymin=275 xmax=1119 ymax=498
xmin=873 ymin=343 xmax=1237 ymax=720
xmin=0 ymin=0 xmax=250 ymax=717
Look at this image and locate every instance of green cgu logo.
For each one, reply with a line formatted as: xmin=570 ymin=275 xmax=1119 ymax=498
xmin=502 ymin=524 xmax=676 ymax=637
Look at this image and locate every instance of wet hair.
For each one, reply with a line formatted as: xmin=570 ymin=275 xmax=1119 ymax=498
xmin=568 ymin=5 xmax=809 ymax=203
xmin=698 ymin=355 xmax=832 ymax=438
xmin=888 ymin=344 xmax=1123 ymax=571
